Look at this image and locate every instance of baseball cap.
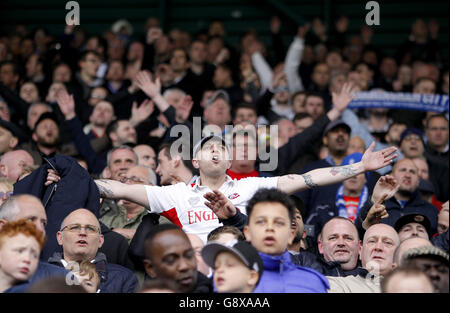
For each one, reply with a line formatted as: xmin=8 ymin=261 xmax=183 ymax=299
xmin=342 ymin=152 xmax=369 ymax=180
xmin=323 ymin=119 xmax=351 ymax=137
xmin=205 ymin=89 xmax=230 ymax=110
xmin=399 ymin=128 xmax=424 ymax=146
xmin=402 ymin=245 xmax=449 ymax=266
xmin=33 ymin=112 xmax=59 ymax=132
xmin=0 ymin=119 xmax=28 ymax=145
xmin=394 ymin=213 xmax=432 ymax=237
xmin=192 ymin=135 xmax=229 ymax=157
xmin=202 ymin=240 xmax=264 ymax=284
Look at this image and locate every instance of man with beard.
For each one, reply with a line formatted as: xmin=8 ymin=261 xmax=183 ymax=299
xmin=356 ymin=158 xmax=439 ymax=236
xmin=299 ymin=120 xmax=356 ymax=223
xmin=19 ymin=112 xmax=77 ymax=165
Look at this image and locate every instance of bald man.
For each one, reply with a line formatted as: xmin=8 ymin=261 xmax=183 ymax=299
xmin=0 ymin=194 xmax=69 ymax=292
xmin=49 ymin=208 xmax=138 ymax=293
xmin=327 ymin=224 xmax=400 ymax=293
xmin=356 ymin=159 xmax=439 ymax=235
xmin=0 ymin=150 xmax=34 ymax=182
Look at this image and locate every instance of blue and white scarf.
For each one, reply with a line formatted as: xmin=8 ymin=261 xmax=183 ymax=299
xmin=336 ymin=184 xmax=369 ymax=220
xmin=349 ymin=91 xmax=449 ymax=113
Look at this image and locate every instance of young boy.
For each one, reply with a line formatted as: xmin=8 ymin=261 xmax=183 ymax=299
xmin=67 ymin=260 xmax=101 ymax=293
xmin=0 ymin=220 xmax=45 ymax=293
xmin=202 ymin=240 xmax=263 ymax=293
xmin=243 ymin=188 xmax=330 ymax=293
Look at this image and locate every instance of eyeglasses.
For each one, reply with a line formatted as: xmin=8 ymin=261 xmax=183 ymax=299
xmin=119 ymin=176 xmax=147 ymax=184
xmin=60 ymin=224 xmax=100 ymax=234
xmin=0 ymin=192 xmax=13 ymax=198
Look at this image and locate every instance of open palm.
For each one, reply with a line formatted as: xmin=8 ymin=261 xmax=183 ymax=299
xmin=362 ymin=142 xmax=398 ymax=171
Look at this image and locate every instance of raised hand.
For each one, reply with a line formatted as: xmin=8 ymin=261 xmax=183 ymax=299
xmin=135 ymin=70 xmax=161 ymax=98
xmin=361 ymin=142 xmax=398 ymax=172
xmin=204 ymin=190 xmax=237 ymax=220
xmin=297 ymin=23 xmax=311 ymax=39
xmin=130 ymin=99 xmax=154 ymax=126
xmin=55 ymin=89 xmax=76 ymax=120
xmin=146 ymin=27 xmax=163 ymax=45
xmin=371 ymin=174 xmax=400 ymax=204
xmin=362 ymin=194 xmax=389 ymax=230
xmin=332 ymin=82 xmax=357 ymax=112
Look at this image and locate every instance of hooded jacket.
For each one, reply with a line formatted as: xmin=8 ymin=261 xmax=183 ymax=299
xmin=48 ymin=252 xmax=139 ymax=293
xmin=14 ymin=155 xmax=100 ymax=261
xmin=253 ymin=251 xmax=329 ymax=293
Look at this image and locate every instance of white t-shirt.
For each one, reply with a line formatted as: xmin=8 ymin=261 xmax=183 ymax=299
xmin=145 ymin=175 xmax=279 ymax=242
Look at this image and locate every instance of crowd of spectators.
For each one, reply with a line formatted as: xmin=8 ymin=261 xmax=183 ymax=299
xmin=0 ymin=13 xmax=448 ymax=294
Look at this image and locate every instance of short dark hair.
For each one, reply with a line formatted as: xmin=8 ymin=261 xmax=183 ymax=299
xmin=293 ymin=112 xmax=312 ymax=122
xmin=0 ymin=60 xmax=20 ymax=76
xmin=144 ymin=224 xmax=184 ymax=261
xmin=80 ymin=50 xmax=100 ymax=62
xmin=246 ymin=188 xmax=296 ymax=222
xmin=159 ymin=139 xmax=198 ymax=175
xmin=425 ymin=113 xmax=448 ymax=129
xmin=305 ymin=91 xmax=324 ymax=103
xmin=140 ymin=277 xmax=180 ymax=293
xmin=232 ymin=102 xmax=257 ymax=119
xmin=207 ymin=225 xmax=245 ymax=242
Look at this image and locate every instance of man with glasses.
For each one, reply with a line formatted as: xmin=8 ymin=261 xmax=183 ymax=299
xmin=100 ymin=165 xmax=157 ymax=241
xmin=50 ymin=208 xmax=139 ymax=293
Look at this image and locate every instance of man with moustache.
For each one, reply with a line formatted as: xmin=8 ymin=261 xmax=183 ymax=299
xmin=356 ymin=158 xmax=439 ymax=236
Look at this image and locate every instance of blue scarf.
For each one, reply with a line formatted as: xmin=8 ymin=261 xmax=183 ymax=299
xmin=336 ymin=184 xmax=369 ymax=220
xmin=349 ymin=91 xmax=449 ymax=113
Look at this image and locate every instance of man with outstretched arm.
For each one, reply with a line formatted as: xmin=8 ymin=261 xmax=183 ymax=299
xmin=46 ymin=137 xmax=397 ymax=242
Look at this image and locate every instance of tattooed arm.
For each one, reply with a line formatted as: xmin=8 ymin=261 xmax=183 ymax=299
xmin=277 ymin=163 xmax=364 ymax=194
xmin=277 ymin=142 xmax=398 ymax=194
xmin=95 ymin=179 xmax=150 ymax=208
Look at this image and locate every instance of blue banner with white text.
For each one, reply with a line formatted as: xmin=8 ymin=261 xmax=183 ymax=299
xmin=348 ymin=91 xmax=449 ymax=113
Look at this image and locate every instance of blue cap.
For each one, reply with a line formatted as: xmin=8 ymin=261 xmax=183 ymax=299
xmin=399 ymin=128 xmax=424 ymax=146
xmin=342 ymin=152 xmax=369 ymax=181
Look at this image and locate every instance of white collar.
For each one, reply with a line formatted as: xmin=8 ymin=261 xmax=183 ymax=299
xmin=190 ymin=175 xmax=235 ymax=191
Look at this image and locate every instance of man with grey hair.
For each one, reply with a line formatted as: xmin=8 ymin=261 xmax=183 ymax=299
xmin=0 ymin=194 xmax=69 ymax=292
xmin=100 ymin=164 xmax=157 ymax=241
xmin=100 ymin=145 xmax=138 ymax=218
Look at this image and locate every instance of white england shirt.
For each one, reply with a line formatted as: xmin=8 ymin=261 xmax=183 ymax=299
xmin=144 ymin=175 xmax=279 ymax=242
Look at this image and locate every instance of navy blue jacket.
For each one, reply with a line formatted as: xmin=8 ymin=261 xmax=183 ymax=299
xmin=355 ymin=190 xmax=440 ymax=237
xmin=48 ymin=252 xmax=139 ymax=293
xmin=4 ymin=261 xmax=70 ymax=293
xmin=14 ymin=155 xmax=100 ymax=261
